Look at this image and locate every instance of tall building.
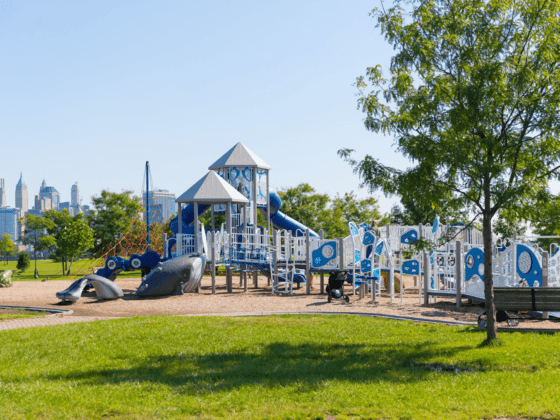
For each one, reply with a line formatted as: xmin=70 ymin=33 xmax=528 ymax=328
xmin=0 ymin=178 xmax=6 ymax=208
xmin=15 ymin=173 xmax=28 ymax=213
xmin=71 ymin=182 xmax=80 ymax=207
xmin=0 ymin=208 xmax=21 ymax=242
xmin=143 ymin=189 xmax=176 ymax=224
xmin=39 ymin=179 xmax=60 ymax=210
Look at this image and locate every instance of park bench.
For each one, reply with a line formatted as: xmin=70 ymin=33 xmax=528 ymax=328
xmin=478 ymin=287 xmax=560 ymax=328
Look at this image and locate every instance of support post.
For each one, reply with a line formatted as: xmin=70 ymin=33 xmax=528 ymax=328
xmin=418 ymin=223 xmax=423 ymax=304
xmin=272 ymin=229 xmax=278 ymax=293
xmin=543 ymin=251 xmax=549 ymax=319
xmin=226 ymin=203 xmax=232 ymax=293
xmin=252 ymin=167 xmax=257 ymax=226
xmin=211 ymin=230 xmax=216 ymax=294
xmin=455 ymin=240 xmax=462 ymax=308
xmin=338 ymin=236 xmax=345 ymax=295
xmin=266 ymin=169 xmax=271 ymax=232
xmin=319 ymin=229 xmax=324 ymax=294
xmin=194 ymin=202 xmax=199 ymax=254
xmin=306 ymin=228 xmax=311 ymax=295
xmin=423 ymin=252 xmax=430 ymax=306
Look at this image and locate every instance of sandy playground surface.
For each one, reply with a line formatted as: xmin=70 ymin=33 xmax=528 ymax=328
xmin=1 ymin=274 xmax=559 ymax=331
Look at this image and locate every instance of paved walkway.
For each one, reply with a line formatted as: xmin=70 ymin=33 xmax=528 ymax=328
xmin=0 ymin=311 xmax=474 ymax=332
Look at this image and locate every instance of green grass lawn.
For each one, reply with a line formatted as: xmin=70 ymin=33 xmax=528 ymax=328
xmin=1 ymin=315 xmax=560 ymax=419
xmin=0 ymin=259 xmax=143 ymax=281
xmin=0 ymin=308 xmax=47 ymax=321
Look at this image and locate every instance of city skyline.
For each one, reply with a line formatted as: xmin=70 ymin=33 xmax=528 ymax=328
xmin=0 ymin=1 xmax=408 ymax=216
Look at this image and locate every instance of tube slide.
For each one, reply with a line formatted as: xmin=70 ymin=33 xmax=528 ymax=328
xmin=259 ymin=192 xmax=319 ymax=237
xmin=169 ymin=204 xmax=210 ymax=235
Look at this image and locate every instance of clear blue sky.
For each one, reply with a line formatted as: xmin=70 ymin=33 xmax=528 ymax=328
xmin=0 ymin=0 xmax=410 ymax=214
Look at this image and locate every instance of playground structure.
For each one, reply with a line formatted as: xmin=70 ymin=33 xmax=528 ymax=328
xmin=57 ymin=142 xmax=560 ymax=313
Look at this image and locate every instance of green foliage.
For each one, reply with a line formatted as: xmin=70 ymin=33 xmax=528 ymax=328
xmin=494 ymin=210 xmax=527 ymax=246
xmin=2 ymin=315 xmax=560 ymax=419
xmin=88 ymin=190 xmax=142 ymax=254
xmin=16 ymin=252 xmax=30 ymax=273
xmin=0 ymin=233 xmax=16 ymax=265
xmin=341 ymin=0 xmax=560 ymax=340
xmin=531 ymin=196 xmax=560 ymax=251
xmin=277 ymin=184 xmax=381 ymax=238
xmin=20 ymin=214 xmax=57 ymax=278
xmin=0 ymin=270 xmax=12 ymax=286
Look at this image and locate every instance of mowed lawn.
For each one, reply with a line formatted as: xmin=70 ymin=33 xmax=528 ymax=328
xmin=1 ymin=315 xmax=560 ymax=419
xmin=0 ymin=258 xmax=143 ymax=281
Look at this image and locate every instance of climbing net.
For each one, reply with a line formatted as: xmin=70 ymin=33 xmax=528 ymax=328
xmin=67 ymin=213 xmax=168 ymax=278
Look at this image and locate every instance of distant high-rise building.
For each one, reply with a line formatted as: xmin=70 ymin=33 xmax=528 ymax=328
xmin=143 ymin=189 xmax=176 ymax=225
xmin=0 ymin=208 xmax=22 ymax=242
xmin=39 ymin=179 xmax=60 ymax=210
xmin=71 ymin=183 xmax=80 ymax=207
xmin=34 ymin=195 xmax=45 ymax=212
xmin=15 ymin=173 xmax=28 ymax=213
xmin=0 ymin=178 xmax=6 ymax=208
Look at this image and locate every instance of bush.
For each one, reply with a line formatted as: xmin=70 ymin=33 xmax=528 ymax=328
xmin=0 ymin=270 xmax=13 ymax=286
xmin=17 ymin=252 xmax=31 ymax=272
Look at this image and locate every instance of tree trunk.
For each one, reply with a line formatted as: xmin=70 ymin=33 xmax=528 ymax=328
xmin=62 ymin=257 xmax=65 ymax=276
xmin=483 ymin=210 xmax=498 ymax=341
xmin=67 ymin=256 xmax=74 ymax=276
xmin=34 ymin=249 xmax=39 ymax=279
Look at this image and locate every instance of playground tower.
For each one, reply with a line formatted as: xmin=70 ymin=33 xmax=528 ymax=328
xmin=207 ymin=142 xmax=271 ymax=229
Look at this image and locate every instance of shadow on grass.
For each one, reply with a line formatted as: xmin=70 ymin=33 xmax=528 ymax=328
xmin=46 ymin=340 xmax=479 ymax=394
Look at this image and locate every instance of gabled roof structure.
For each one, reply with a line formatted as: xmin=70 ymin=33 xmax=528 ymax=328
xmin=208 ymin=142 xmax=271 ymax=170
xmin=176 ymin=171 xmax=249 ymax=204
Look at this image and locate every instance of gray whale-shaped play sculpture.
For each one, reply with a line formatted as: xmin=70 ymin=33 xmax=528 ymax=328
xmin=56 ymin=274 xmax=124 ymax=302
xmin=136 ymin=254 xmax=206 ymax=296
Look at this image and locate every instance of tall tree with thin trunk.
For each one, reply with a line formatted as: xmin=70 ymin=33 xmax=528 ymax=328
xmin=340 ymin=0 xmax=560 ymax=342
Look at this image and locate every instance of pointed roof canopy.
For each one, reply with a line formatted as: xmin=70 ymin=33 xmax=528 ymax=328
xmin=176 ymin=171 xmax=249 ymax=204
xmin=208 ymin=142 xmax=271 ymax=170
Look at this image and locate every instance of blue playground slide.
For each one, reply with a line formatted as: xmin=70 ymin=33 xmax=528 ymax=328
xmin=169 ymin=203 xmax=210 ymax=235
xmin=169 ymin=192 xmax=318 ymax=237
xmin=259 ymin=192 xmax=319 ymax=237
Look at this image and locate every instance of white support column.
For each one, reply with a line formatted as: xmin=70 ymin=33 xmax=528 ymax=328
xmin=252 ymin=168 xmax=257 ymax=226
xmin=423 ymin=252 xmax=430 ymax=306
xmin=194 ymin=202 xmax=199 ymax=255
xmin=338 ymin=236 xmax=345 ymax=295
xmin=543 ymin=251 xmax=549 ymax=319
xmin=305 ymin=228 xmax=311 ymax=295
xmin=418 ymin=223 xmax=423 ymax=304
xmin=272 ymin=229 xmax=278 ymax=293
xmin=226 ymin=202 xmax=232 ymax=293
xmin=319 ymin=229 xmax=324 ymax=294
xmin=266 ymin=170 xmax=271 ymax=232
xmin=456 ymin=240 xmax=462 ymax=308
xmin=211 ymin=231 xmax=216 ymax=294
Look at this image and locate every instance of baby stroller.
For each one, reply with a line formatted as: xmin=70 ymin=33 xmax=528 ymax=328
xmin=326 ymin=271 xmax=350 ymax=303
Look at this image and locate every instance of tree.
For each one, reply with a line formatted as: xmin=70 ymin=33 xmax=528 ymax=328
xmin=20 ymin=214 xmax=56 ymax=279
xmin=531 ymin=196 xmax=560 ymax=251
xmin=88 ymin=190 xmax=142 ymax=254
xmin=57 ymin=217 xmax=95 ymax=275
xmin=17 ymin=252 xmax=30 ymax=272
xmin=43 ymin=209 xmax=74 ymax=274
xmin=278 ymin=184 xmax=332 ymax=235
xmin=328 ymin=192 xmax=382 ymax=238
xmin=0 ymin=233 xmax=16 ymax=265
xmin=340 ymin=0 xmax=560 ymax=342
xmin=493 ymin=210 xmax=527 ymax=246
xmin=278 ymin=184 xmax=382 ymax=238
